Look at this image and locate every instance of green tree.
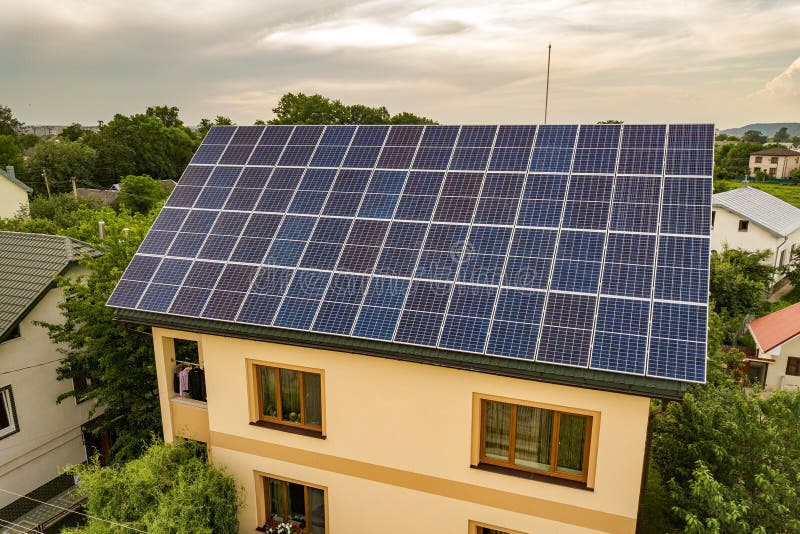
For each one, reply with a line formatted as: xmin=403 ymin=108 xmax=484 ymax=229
xmin=38 ymin=207 xmax=163 ymax=460
xmin=26 ymin=140 xmax=97 ymax=194
xmin=59 ymin=123 xmax=88 ymax=142
xmin=742 ymin=130 xmax=768 ymax=144
xmin=116 ymin=174 xmax=170 ymax=214
xmin=145 ymin=105 xmax=183 ymax=128
xmin=25 ymin=193 xmax=103 ymax=228
xmin=91 ymin=113 xmax=195 ymax=186
xmin=348 ymin=103 xmax=390 ymax=124
xmin=389 ymin=111 xmax=437 ymax=125
xmin=0 ymin=134 xmax=23 ymax=169
xmin=64 ymin=439 xmax=242 ymax=533
xmin=597 ymin=119 xmax=624 ymax=124
xmin=714 ymin=142 xmax=764 ymax=179
xmin=268 ymin=92 xmax=437 ymax=125
xmin=772 ymin=127 xmax=791 ymax=143
xmin=0 ymin=105 xmax=23 ymax=137
xmin=710 ymin=247 xmax=773 ymax=317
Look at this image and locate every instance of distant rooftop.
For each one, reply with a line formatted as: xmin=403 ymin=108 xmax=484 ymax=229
xmin=749 ymin=301 xmax=800 ymax=353
xmin=0 ymin=231 xmax=100 ymax=341
xmin=750 ymin=147 xmax=800 ymax=157
xmin=713 ymin=185 xmax=800 ymax=237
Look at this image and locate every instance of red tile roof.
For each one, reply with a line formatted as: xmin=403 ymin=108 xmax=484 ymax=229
xmin=750 ymin=147 xmax=800 ymax=156
xmin=748 ymin=301 xmax=800 ymax=352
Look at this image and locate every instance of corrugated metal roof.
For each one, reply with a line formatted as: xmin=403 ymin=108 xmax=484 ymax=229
xmin=0 ymin=231 xmax=100 ymax=340
xmin=712 ymin=185 xmax=800 ymax=237
xmin=748 ymin=301 xmax=800 ymax=352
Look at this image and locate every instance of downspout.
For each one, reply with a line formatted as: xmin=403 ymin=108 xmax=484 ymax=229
xmin=774 ymin=234 xmax=789 ymax=286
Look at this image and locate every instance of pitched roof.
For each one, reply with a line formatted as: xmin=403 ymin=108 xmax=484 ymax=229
xmin=712 ymin=185 xmax=800 ymax=237
xmin=750 ymin=147 xmax=800 ymax=157
xmin=0 ymin=231 xmax=100 ymax=341
xmin=748 ymin=301 xmax=800 ymax=352
xmin=0 ymin=168 xmax=33 ymax=194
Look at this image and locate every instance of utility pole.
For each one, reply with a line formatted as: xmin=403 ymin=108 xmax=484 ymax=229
xmin=544 ymin=43 xmax=552 ymax=124
xmin=71 ymin=177 xmax=78 ymax=198
xmin=41 ymin=168 xmax=51 ymax=199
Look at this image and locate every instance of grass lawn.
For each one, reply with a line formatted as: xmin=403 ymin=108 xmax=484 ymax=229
xmin=715 ymin=180 xmax=800 ymax=208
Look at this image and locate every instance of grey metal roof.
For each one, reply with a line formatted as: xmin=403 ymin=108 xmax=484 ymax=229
xmin=712 ymin=185 xmax=800 ymax=237
xmin=0 ymin=169 xmax=33 ymax=194
xmin=0 ymin=231 xmax=100 ymax=340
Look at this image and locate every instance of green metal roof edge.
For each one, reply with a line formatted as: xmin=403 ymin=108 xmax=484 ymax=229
xmin=114 ymin=309 xmax=687 ymax=400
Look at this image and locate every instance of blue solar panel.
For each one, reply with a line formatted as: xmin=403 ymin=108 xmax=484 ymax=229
xmin=110 ymin=123 xmax=714 ymax=384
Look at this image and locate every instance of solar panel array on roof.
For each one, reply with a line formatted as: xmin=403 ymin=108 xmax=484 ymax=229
xmin=108 ymin=123 xmax=713 ymax=383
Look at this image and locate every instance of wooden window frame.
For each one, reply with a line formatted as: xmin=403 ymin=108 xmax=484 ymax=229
xmin=787 ymin=357 xmax=800 ymax=377
xmin=468 ymin=520 xmax=526 ymax=534
xmin=472 ymin=393 xmax=599 ymax=487
xmin=247 ymin=359 xmax=326 ymax=436
xmin=254 ymin=471 xmax=328 ymax=533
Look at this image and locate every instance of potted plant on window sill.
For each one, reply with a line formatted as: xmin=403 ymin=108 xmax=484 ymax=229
xmin=257 ymin=518 xmax=303 ymax=533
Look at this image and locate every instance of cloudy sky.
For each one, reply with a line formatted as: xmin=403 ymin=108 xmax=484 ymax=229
xmin=1 ymin=0 xmax=798 ymax=129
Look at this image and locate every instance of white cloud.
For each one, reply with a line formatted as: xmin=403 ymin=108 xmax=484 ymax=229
xmin=754 ymin=56 xmax=800 ymax=97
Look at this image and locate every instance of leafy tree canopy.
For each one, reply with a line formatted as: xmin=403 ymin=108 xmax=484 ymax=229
xmin=714 ymin=141 xmax=764 ymax=179
xmin=0 ymin=134 xmax=23 ymax=169
xmin=197 ymin=116 xmax=235 ymax=140
xmin=145 ymin=105 xmax=183 ymax=128
xmin=709 ymin=247 xmax=773 ymax=333
xmin=269 ymin=92 xmax=437 ymax=125
xmin=742 ymin=129 xmax=768 ymax=144
xmin=25 ymin=140 xmax=97 ymax=194
xmin=59 ymin=123 xmax=89 ymax=142
xmin=116 ymin=174 xmax=170 ymax=214
xmin=0 ymin=105 xmax=23 ymax=137
xmin=35 ymin=206 xmax=163 ymax=460
xmin=773 ymin=126 xmax=791 ymax=142
xmin=64 ymin=440 xmax=242 ymax=533
xmin=597 ymin=119 xmax=623 ymax=124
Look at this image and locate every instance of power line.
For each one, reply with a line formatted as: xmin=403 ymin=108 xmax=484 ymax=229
xmin=0 ymin=488 xmax=147 ymax=533
xmin=0 ymin=358 xmax=62 ymax=376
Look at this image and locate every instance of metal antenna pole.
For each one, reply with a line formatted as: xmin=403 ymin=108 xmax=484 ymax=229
xmin=544 ymin=43 xmax=551 ymax=124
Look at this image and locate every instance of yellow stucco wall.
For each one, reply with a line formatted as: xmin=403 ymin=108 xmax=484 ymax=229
xmin=749 ymin=154 xmax=800 ymax=178
xmin=0 ymin=176 xmax=28 ymax=220
xmin=759 ymin=335 xmax=800 ymax=392
xmin=153 ymin=328 xmax=650 ymax=533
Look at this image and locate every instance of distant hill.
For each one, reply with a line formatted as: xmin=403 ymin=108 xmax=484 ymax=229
xmin=720 ymin=123 xmax=800 ymax=137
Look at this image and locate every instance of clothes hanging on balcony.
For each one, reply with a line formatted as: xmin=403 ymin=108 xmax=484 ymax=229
xmin=179 ymin=367 xmax=190 ymax=396
xmin=188 ymin=367 xmax=206 ymax=402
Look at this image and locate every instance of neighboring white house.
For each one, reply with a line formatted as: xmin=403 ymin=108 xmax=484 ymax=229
xmin=0 ymin=167 xmax=32 ymax=220
xmin=747 ymin=302 xmax=800 ymax=391
xmin=749 ymin=147 xmax=800 ymax=178
xmin=711 ymin=183 xmax=800 ymax=276
xmin=0 ymin=232 xmax=102 ymax=531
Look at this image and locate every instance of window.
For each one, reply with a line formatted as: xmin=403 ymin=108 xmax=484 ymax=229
xmin=253 ymin=363 xmax=323 ymax=434
xmin=771 ymin=157 xmax=779 ymax=164
xmin=0 ymin=385 xmax=19 ymax=439
xmin=711 ymin=210 xmax=716 ymax=229
xmin=780 ymin=249 xmax=787 ymax=266
xmin=261 ymin=475 xmax=326 ymax=533
xmin=755 ymin=156 xmax=763 ymax=163
xmin=787 ymin=357 xmax=800 ymax=377
xmin=479 ymin=398 xmax=592 ymax=483
xmin=468 ymin=521 xmax=526 ymax=534
xmin=769 ymin=168 xmax=777 ymax=176
xmin=738 ymin=220 xmax=749 ymax=232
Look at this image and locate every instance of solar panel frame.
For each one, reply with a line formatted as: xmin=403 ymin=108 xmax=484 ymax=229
xmin=109 ymin=123 xmax=713 ymax=384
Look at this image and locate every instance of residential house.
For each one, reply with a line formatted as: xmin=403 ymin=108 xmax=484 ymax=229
xmin=0 ymin=167 xmax=31 ymax=220
xmin=747 ymin=302 xmax=800 ymax=391
xmin=711 ymin=183 xmax=800 ymax=276
xmin=0 ymin=232 xmax=101 ymax=531
xmin=748 ymin=147 xmax=800 ymax=178
xmin=109 ymin=123 xmax=712 ymax=534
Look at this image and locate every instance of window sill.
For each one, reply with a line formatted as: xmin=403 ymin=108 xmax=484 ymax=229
xmin=470 ymin=462 xmax=592 ymax=491
xmin=249 ymin=420 xmax=325 ymax=439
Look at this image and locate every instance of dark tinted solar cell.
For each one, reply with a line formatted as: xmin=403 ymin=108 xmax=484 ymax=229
xmin=352 ymin=125 xmax=389 ymax=146
xmin=203 ymin=126 xmax=235 ymax=145
xmin=413 ymin=147 xmax=453 ymax=170
xmin=537 ymin=325 xmax=591 ymax=366
xmin=359 ymin=194 xmax=399 ymax=219
xmin=449 ymin=148 xmax=491 ymax=171
xmin=433 ymin=196 xmax=478 ymax=223
xmin=571 ymin=149 xmax=618 ymax=174
xmin=278 ymin=145 xmax=315 ymax=166
xmin=663 ymin=177 xmax=712 ymax=205
xmin=665 ymin=150 xmax=713 ymax=176
xmin=268 ymin=168 xmax=304 ymax=189
xmin=509 ymin=228 xmax=557 ymax=258
xmin=606 ymin=233 xmax=656 ymax=264
xmin=139 ymin=231 xmax=176 ymax=255
xmin=243 ymin=213 xmax=282 ymax=238
xmin=556 ymin=230 xmax=605 ymax=261
xmin=259 ymin=126 xmax=293 ymax=145
xmin=230 ymin=126 xmax=264 ymax=145
xmin=152 ymin=208 xmax=188 ymax=232
xmin=342 ymin=146 xmax=381 ymax=168
xmin=609 ymin=203 xmax=659 ymax=233
xmin=405 ymin=281 xmax=451 ymax=313
xmin=255 ymin=190 xmax=293 ymax=213
xmin=654 ymin=266 xmax=707 ymax=303
xmin=287 ymin=270 xmax=332 ymax=299
xmin=237 ymin=167 xmax=272 ymax=188
xmin=224 ymin=188 xmax=261 ymax=211
xmin=486 ymin=320 xmax=538 ymax=358
xmin=516 ymin=200 xmax=563 ymax=228
xmin=348 ymin=219 xmax=390 ymax=246
xmin=169 ymin=286 xmax=211 ymax=316
xmin=386 ymin=125 xmax=424 ymax=146
xmin=202 ymin=290 xmax=246 ymax=321
xmin=441 ymin=172 xmax=483 ymax=197
xmin=191 ymin=145 xmax=224 ymax=164
xmin=457 ymin=125 xmax=497 ymax=147
xmin=601 ymin=263 xmax=653 ymax=298
xmin=237 ymin=294 xmax=281 ymax=325
xmin=562 ymin=201 xmax=610 ymax=230
xmin=611 ymin=176 xmax=661 ymax=203
xmin=249 ymin=145 xmax=283 ymax=166
xmin=167 ymin=233 xmax=207 ymax=258
xmin=489 ymin=147 xmax=532 ymax=172
xmin=415 ymin=251 xmax=460 ymax=281
xmin=363 ymin=277 xmax=409 ymax=308
xmin=309 ymin=145 xmax=347 ymax=167
xmin=494 ymin=289 xmax=545 ymax=323
xmin=167 ymin=186 xmax=202 ymax=208
xmin=524 ymin=174 xmax=569 ymax=200
xmin=108 ymin=280 xmax=148 ymax=308
xmin=153 ymin=258 xmax=192 ymax=286
xmin=420 ymin=126 xmax=459 ymax=147
xmin=299 ymin=241 xmax=341 ymax=270
xmin=324 ymin=273 xmax=369 ymax=304
xmin=543 ymin=292 xmax=595 ymax=329
xmin=289 ymin=190 xmax=327 ymax=214
xmin=183 ymin=261 xmax=224 ymax=288
xmin=473 ymin=198 xmax=518 ymax=225
xmin=251 ymin=267 xmax=293 ymax=295
xmin=180 ymin=166 xmax=213 ymax=186
xmin=319 ymin=125 xmax=356 ymax=145
xmin=567 ymin=175 xmax=614 ymax=202
xmin=322 ymin=192 xmax=362 ymax=216
xmin=448 ymin=284 xmax=497 ymax=318
xmin=576 ymin=124 xmax=621 ymax=148
xmin=139 ymin=283 xmax=179 ymax=313
xmin=618 ymin=149 xmax=664 ymax=175
xmin=195 ymin=187 xmax=230 ymax=210
xmin=590 ymin=333 xmax=647 ymax=374
xmin=333 ymin=170 xmax=371 ymax=192
xmin=657 ymin=236 xmax=709 ymax=269
xmin=185 ymin=210 xmax=220 ymax=234
xmin=122 ymin=255 xmax=161 ymax=282
xmin=534 ymin=125 xmax=578 ymax=148
xmin=660 ymin=205 xmax=711 ymax=235
xmin=301 ymin=168 xmax=338 ymax=190
xmin=273 ymin=298 xmax=320 ymax=329
xmin=264 ymin=239 xmax=305 ymax=267
xmin=550 ymin=260 xmax=602 ymax=293
xmin=440 ymin=316 xmax=490 ymax=353
xmin=336 ymin=245 xmax=380 ymax=273
xmin=667 ymin=124 xmax=714 ymax=149
xmin=219 ymin=145 xmax=255 ymax=165
xmin=394 ymin=311 xmax=444 ymax=346
xmin=230 ymin=237 xmax=271 ymax=263
xmin=482 ymin=173 xmax=525 ymax=198
xmin=595 ymin=297 xmax=650 ymax=336
xmin=620 ymin=125 xmax=666 ymax=149
xmin=378 ymin=146 xmax=416 ymax=168
xmin=496 ymin=125 xmax=536 ymax=147
xmin=529 ymin=148 xmax=573 ymax=173
xmin=375 ymin=247 xmax=420 ymax=277
xmin=647 ymin=338 xmax=706 ymax=382
xmin=312 ymin=302 xmax=359 ymax=335
xmin=353 ymin=307 xmax=401 ymax=340
xmin=288 ymin=125 xmax=324 ymax=145
xmin=395 ymin=195 xmax=437 ymax=221
xmin=197 ymin=234 xmax=237 ymax=261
